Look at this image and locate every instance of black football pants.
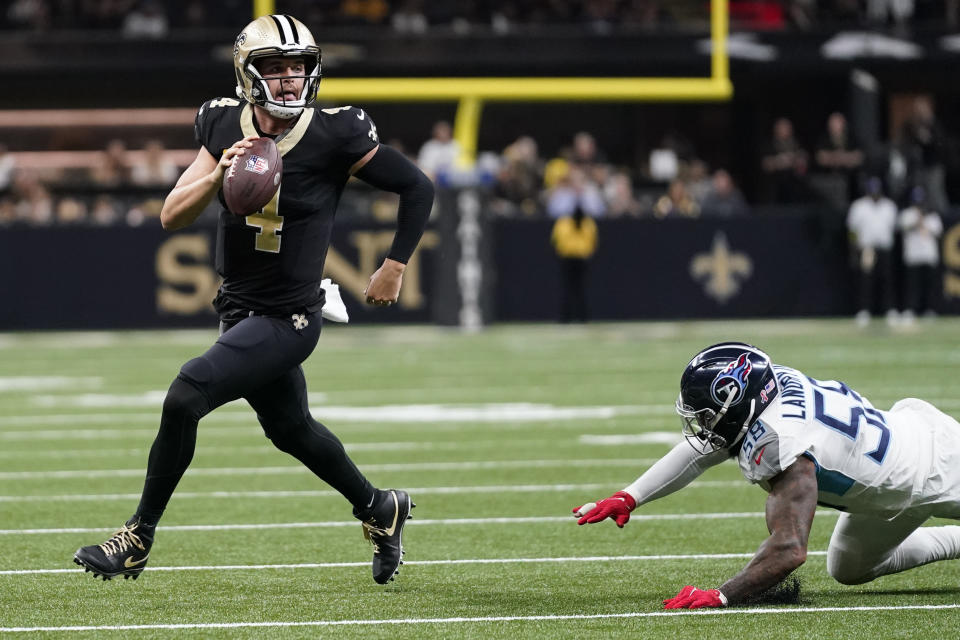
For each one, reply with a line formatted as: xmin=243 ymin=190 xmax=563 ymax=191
xmin=135 ymin=311 xmax=374 ymax=524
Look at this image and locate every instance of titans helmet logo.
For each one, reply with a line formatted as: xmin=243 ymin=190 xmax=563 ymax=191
xmin=710 ymin=353 xmax=753 ymax=407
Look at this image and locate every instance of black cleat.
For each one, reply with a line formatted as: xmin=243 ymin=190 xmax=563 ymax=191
xmin=73 ymin=517 xmax=153 ymax=581
xmin=360 ymin=489 xmax=413 ymax=585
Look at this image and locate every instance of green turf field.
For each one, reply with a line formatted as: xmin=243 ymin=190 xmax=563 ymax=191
xmin=2 ymin=319 xmax=960 ymax=638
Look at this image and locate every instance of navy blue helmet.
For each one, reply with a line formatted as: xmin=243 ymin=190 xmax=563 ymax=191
xmin=676 ymin=342 xmax=779 ymax=454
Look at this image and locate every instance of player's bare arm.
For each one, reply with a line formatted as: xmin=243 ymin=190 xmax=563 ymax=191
xmin=717 ymin=456 xmax=818 ymax=604
xmin=160 ymin=136 xmax=258 ymax=230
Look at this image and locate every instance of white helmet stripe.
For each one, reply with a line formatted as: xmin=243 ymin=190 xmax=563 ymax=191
xmin=269 ymin=14 xmax=296 ymax=45
xmin=283 ymin=15 xmax=300 ymax=44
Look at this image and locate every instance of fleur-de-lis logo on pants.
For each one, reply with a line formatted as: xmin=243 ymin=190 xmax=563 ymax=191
xmin=292 ymin=314 xmax=308 ymax=330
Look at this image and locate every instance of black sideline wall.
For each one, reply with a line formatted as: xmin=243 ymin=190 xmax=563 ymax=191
xmin=2 ymin=206 xmax=959 ymax=330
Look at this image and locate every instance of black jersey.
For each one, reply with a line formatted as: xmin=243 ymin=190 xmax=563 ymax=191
xmin=194 ymin=98 xmax=379 ymax=315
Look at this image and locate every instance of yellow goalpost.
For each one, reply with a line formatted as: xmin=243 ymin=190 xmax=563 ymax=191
xmin=254 ymin=0 xmax=732 ymax=162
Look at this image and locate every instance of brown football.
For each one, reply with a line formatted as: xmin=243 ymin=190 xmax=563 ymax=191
xmin=222 ymin=137 xmax=282 ymax=216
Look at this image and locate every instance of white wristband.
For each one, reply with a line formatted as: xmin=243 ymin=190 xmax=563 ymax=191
xmin=716 ymin=589 xmax=729 ymax=606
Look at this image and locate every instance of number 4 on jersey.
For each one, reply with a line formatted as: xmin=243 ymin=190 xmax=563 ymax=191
xmin=245 ymin=187 xmax=283 ymax=253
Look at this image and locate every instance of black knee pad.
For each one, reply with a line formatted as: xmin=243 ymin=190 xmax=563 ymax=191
xmin=162 ymin=375 xmax=211 ymax=422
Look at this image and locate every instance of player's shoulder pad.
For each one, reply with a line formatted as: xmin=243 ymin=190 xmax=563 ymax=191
xmin=194 ymin=97 xmax=244 ymax=142
xmin=318 ymin=105 xmax=379 ymax=143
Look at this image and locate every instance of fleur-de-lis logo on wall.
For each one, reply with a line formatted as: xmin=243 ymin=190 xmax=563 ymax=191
xmin=690 ymin=232 xmax=752 ymax=304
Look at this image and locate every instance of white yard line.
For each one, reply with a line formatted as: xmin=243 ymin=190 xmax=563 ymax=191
xmin=1 ymin=551 xmax=828 ymax=576
xmin=2 ymin=604 xmax=958 ymax=633
xmin=0 ymin=458 xmax=660 ymax=481
xmin=0 ymin=377 xmax=102 ymax=392
xmin=0 ymin=441 xmax=436 ymax=460
xmin=0 ymin=511 xmax=838 ymax=536
xmin=0 ymin=480 xmax=744 ymax=503
xmin=0 ymin=403 xmax=669 ymax=430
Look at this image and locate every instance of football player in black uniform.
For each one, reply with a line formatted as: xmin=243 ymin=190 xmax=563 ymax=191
xmin=73 ymin=14 xmax=434 ymax=585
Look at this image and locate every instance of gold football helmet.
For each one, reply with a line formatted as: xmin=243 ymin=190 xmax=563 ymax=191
xmin=233 ymin=14 xmax=321 ymax=119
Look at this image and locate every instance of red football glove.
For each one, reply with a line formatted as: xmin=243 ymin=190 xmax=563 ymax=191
xmin=663 ymin=585 xmax=727 ymax=609
xmin=572 ymin=491 xmax=636 ymax=527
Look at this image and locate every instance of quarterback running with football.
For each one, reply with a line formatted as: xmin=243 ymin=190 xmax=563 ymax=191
xmin=73 ymin=14 xmax=433 ymax=585
xmin=574 ymin=342 xmax=960 ymax=608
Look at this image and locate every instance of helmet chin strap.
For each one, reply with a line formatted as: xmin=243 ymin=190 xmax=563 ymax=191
xmin=264 ymin=104 xmax=302 ymax=119
xmin=728 ymin=398 xmax=756 ymax=448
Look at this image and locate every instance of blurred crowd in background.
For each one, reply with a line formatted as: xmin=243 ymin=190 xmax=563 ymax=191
xmin=1 ymin=0 xmax=958 ymax=229
xmin=0 ymin=95 xmax=953 ymax=229
xmin=4 ymin=0 xmax=960 ymax=34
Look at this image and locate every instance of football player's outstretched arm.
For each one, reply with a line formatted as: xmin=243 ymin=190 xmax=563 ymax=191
xmin=353 ymin=145 xmax=435 ymax=305
xmin=662 ymin=456 xmax=818 ymax=609
xmin=717 ymin=456 xmax=818 ymax=603
xmin=573 ymin=442 xmax=729 ymax=527
xmin=160 ymin=137 xmax=258 ymax=231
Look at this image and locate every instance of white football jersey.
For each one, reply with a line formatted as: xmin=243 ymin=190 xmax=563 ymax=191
xmin=738 ymin=365 xmax=960 ymax=518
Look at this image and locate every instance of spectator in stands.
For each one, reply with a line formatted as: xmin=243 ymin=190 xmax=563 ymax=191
xmin=0 ymin=144 xmax=15 ymax=196
xmin=131 ymin=139 xmax=179 ymax=187
xmin=700 ymin=169 xmax=749 ymax=218
xmin=122 ymin=0 xmax=169 ymax=39
xmin=569 ymin=131 xmax=609 ymax=185
xmin=760 ymin=117 xmax=810 ymax=204
xmin=866 ymin=0 xmax=915 ymax=30
xmin=847 ymin=176 xmax=898 ymax=327
xmin=898 ymin=186 xmax=943 ymax=324
xmin=683 ymin=158 xmax=712 ymax=205
xmin=813 ymin=112 xmax=864 ymax=210
xmin=648 ymin=140 xmax=679 ymax=183
xmin=90 ymin=195 xmax=121 ymax=226
xmin=417 ymin=120 xmax=460 ymax=181
xmin=126 ymin=197 xmax=164 ymax=227
xmin=492 ymin=135 xmax=543 ymax=217
xmin=551 ymin=206 xmax=598 ymax=323
xmin=547 ymin=164 xmax=606 ymax=219
xmin=392 ymin=0 xmax=428 ymax=33
xmin=55 ymin=197 xmax=88 ymax=225
xmin=6 ymin=0 xmax=50 ymax=30
xmin=898 ymin=96 xmax=950 ymax=214
xmin=11 ymin=169 xmax=54 ymax=226
xmin=0 ymin=197 xmax=15 ymax=225
xmin=339 ymin=0 xmax=389 ymax=25
xmin=603 ymin=169 xmax=642 ymax=217
xmin=89 ymin=139 xmax=130 ymax=188
xmin=653 ymin=178 xmax=699 ymax=218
